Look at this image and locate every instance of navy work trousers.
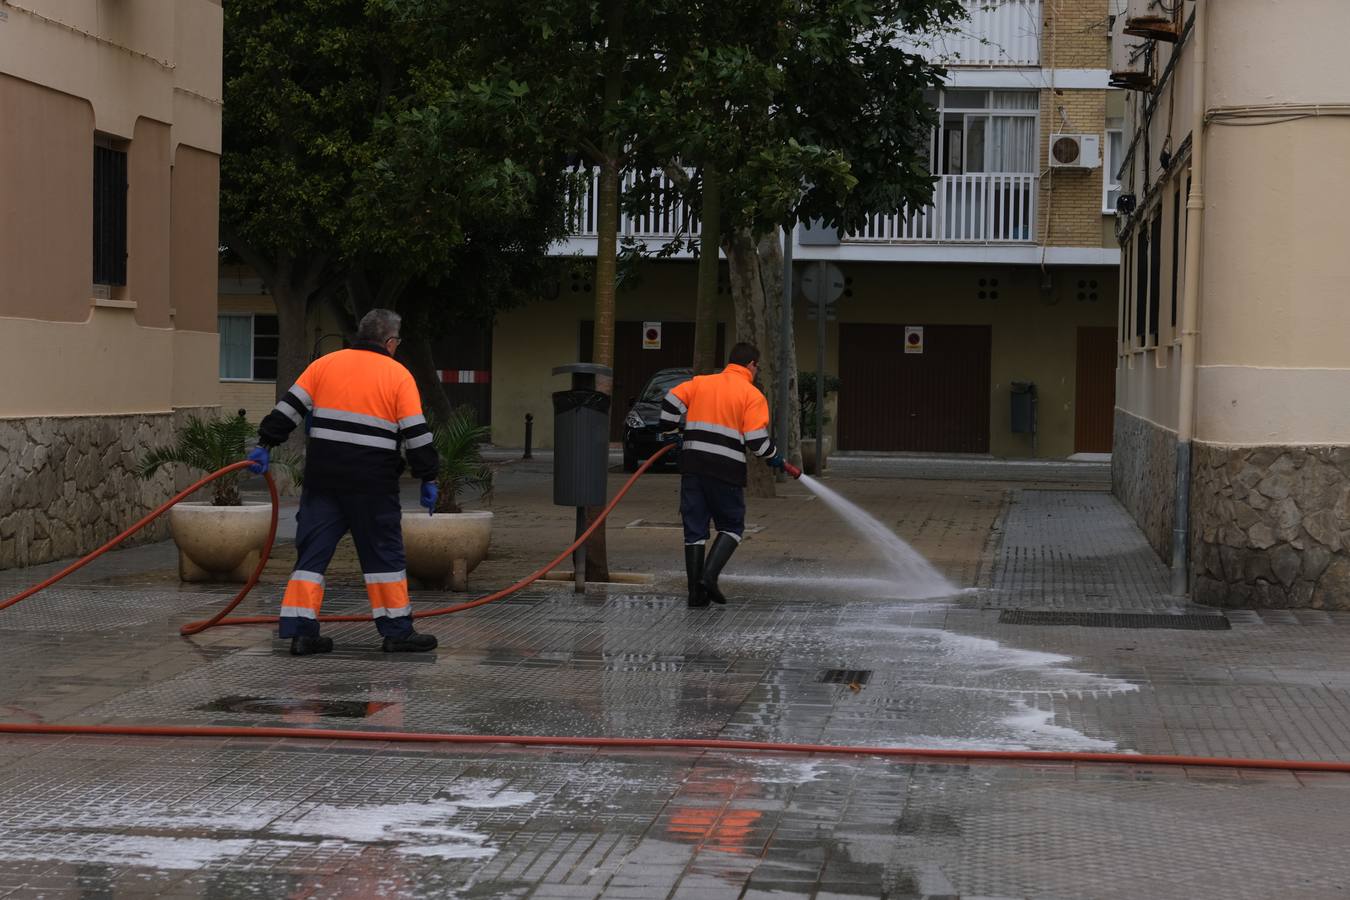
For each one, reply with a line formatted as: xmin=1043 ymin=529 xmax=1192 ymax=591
xmin=679 ymin=472 xmax=746 ymax=545
xmin=279 ymin=489 xmax=414 ymax=640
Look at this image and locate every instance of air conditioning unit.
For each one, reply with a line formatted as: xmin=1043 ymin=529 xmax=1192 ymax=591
xmin=1109 ymin=12 xmax=1152 ymax=90
xmin=1121 ymin=0 xmax=1181 ymax=42
xmin=1049 ymin=134 xmax=1101 ymax=169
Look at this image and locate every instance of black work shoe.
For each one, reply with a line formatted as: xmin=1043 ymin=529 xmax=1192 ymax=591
xmin=290 ymin=635 xmax=334 ymax=656
xmin=701 ymin=583 xmax=728 ymax=605
xmin=382 ymin=632 xmax=438 ymax=653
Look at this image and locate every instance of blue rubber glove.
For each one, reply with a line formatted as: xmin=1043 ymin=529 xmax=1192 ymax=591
xmin=420 ymin=480 xmax=439 ymax=513
xmin=660 ymin=430 xmax=683 ymax=448
xmin=767 ymin=452 xmax=786 ymax=471
xmin=245 ymin=445 xmax=270 ymax=474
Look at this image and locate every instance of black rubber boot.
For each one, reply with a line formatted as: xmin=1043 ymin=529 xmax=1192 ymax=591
xmin=382 ymin=632 xmax=438 ymax=653
xmin=685 ymin=544 xmax=708 ymax=608
xmin=290 ymin=635 xmax=334 ymax=656
xmin=699 ymin=533 xmax=738 ymax=605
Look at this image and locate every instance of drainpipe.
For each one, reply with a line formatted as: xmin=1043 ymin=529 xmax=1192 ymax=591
xmin=1171 ymin=0 xmax=1207 ymax=596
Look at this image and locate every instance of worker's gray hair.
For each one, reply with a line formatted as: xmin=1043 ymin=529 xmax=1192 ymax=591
xmin=357 ymin=309 xmax=402 ymax=343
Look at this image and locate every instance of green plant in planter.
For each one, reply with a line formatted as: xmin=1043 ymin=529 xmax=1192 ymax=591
xmin=430 ymin=408 xmax=494 ymax=514
xmin=137 ymin=412 xmax=301 ymax=505
xmin=798 ymin=372 xmax=842 ymax=438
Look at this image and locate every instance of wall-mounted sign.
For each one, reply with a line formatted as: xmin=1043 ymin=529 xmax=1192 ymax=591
xmin=642 ymin=322 xmax=662 ymax=350
xmin=904 ymin=326 xmax=924 ymax=354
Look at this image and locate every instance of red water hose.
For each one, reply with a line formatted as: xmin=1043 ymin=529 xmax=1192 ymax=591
xmin=178 ymin=443 xmax=676 ymax=633
xmin=0 ymin=460 xmax=279 ymax=620
xmin=0 ymin=722 xmax=1347 ymax=773
xmin=0 ymin=447 xmax=673 ymax=634
xmin=5 ymin=446 xmax=1350 ymax=775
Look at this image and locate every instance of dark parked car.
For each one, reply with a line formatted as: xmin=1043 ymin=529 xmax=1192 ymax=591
xmin=622 ymin=367 xmax=692 ymax=472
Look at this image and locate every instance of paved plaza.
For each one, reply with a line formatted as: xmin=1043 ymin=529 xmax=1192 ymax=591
xmin=1 ymin=455 xmax=1349 ymax=898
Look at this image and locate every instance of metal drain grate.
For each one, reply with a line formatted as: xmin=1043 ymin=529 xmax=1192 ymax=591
xmin=998 ymin=610 xmax=1231 ymax=630
xmin=818 ymin=668 xmax=872 ymax=685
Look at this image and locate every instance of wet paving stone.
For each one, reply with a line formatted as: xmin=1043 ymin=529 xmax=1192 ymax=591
xmin=4 ymin=481 xmax=1350 ymax=895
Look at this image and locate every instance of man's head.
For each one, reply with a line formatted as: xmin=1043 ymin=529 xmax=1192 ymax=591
xmin=357 ymin=309 xmax=402 ymax=353
xmin=728 ymin=342 xmax=760 ymax=375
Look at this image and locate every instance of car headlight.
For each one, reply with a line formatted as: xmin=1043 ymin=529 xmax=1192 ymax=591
xmin=624 ymin=411 xmax=645 ymax=429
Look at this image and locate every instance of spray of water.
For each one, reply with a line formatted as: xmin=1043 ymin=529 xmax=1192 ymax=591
xmin=797 ymin=474 xmax=956 ymax=599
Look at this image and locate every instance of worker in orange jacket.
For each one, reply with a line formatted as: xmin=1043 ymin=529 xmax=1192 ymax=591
xmin=245 ymin=309 xmax=441 ymax=655
xmin=660 ymin=342 xmax=786 ymax=607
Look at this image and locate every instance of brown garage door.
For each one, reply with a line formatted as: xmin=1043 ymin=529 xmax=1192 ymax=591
xmin=581 ymin=320 xmax=725 ymax=441
xmin=837 ymin=324 xmax=991 ymax=452
xmin=1074 ymin=326 xmax=1117 ymax=453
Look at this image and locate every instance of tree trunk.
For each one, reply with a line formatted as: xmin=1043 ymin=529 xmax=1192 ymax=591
xmin=692 ymin=166 xmax=722 ymax=374
xmin=271 ymin=273 xmax=312 ymax=403
xmin=724 ymin=228 xmax=801 ymax=499
xmin=401 ymin=334 xmax=454 ymax=423
xmin=582 ymin=1 xmax=628 ymax=583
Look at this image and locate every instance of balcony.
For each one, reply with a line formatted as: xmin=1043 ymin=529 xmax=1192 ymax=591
xmin=853 ymin=174 xmax=1037 ymax=243
xmin=896 ymin=0 xmax=1042 ymax=67
xmin=566 ymin=172 xmax=1037 ymax=246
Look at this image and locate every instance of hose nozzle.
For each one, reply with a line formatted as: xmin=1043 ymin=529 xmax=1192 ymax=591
xmin=782 ymin=460 xmax=803 ymax=480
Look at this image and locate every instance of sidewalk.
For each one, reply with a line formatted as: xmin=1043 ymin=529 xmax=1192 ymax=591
xmin=1 ymin=459 xmax=1349 ymax=898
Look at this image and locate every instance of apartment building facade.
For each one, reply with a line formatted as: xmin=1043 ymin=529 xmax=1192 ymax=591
xmin=0 ymin=0 xmax=224 ymax=569
xmin=488 ymin=0 xmax=1124 ymax=459
xmin=1110 ymin=0 xmax=1350 ymax=607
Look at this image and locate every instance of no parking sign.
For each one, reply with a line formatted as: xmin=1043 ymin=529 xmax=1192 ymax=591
xmin=642 ymin=322 xmax=662 ymax=350
xmin=904 ymin=326 xmax=924 ymax=354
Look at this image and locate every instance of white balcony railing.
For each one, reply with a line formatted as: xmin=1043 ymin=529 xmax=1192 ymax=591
xmin=852 ymin=174 xmax=1037 ymax=243
xmin=896 ymin=0 xmax=1041 ymax=67
xmin=567 ymin=172 xmax=1037 ymax=246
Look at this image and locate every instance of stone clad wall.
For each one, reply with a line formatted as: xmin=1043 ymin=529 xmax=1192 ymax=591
xmin=1192 ymin=444 xmax=1350 ymax=609
xmin=0 ymin=408 xmax=216 ymax=570
xmin=1112 ymin=410 xmax=1176 ymax=564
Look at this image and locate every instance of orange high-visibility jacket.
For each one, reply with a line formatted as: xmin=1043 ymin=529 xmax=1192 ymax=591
xmin=258 ymin=342 xmax=438 ymax=494
xmin=660 ymin=363 xmax=777 ymax=486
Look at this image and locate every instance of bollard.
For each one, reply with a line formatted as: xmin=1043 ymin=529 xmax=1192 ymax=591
xmin=523 ymin=413 xmax=534 ymax=459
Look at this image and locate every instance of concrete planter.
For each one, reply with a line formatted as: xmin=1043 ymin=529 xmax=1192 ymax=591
xmin=402 ymin=510 xmax=493 ymax=592
xmin=168 ymin=501 xmax=272 ymax=583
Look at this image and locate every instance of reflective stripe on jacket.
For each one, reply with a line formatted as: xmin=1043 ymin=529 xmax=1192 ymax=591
xmin=660 ymin=363 xmax=777 ymax=486
xmin=258 ymin=342 xmax=438 ymax=494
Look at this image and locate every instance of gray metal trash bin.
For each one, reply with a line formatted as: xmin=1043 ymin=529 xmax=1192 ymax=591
xmin=1010 ymin=381 xmax=1037 ymax=434
xmin=551 ymin=363 xmax=612 ymax=508
xmin=552 ymin=388 xmax=610 ymax=506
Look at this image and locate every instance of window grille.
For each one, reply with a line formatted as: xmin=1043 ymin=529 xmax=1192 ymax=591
xmin=1149 ymin=213 xmax=1162 ymax=344
xmin=1134 ymin=230 xmax=1148 ymax=343
xmin=93 ymin=144 xmax=127 ymax=286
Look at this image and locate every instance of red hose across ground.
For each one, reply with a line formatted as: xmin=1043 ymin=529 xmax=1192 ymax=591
xmin=5 ymin=445 xmax=1350 ymax=774
xmin=1 ymin=722 xmax=1349 ymax=773
xmin=179 ymin=443 xmax=676 ymax=633
xmin=0 ymin=460 xmax=280 ymax=621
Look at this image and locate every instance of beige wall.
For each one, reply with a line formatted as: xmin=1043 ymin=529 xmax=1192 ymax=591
xmin=0 ymin=1 xmax=221 ymax=153
xmin=172 ymin=146 xmax=221 ymax=333
xmin=0 ymin=1 xmax=222 ymax=420
xmin=129 ymin=117 xmax=172 ymax=327
xmin=492 ymin=261 xmax=1118 ymax=458
xmin=0 ymin=308 xmax=176 ymax=416
xmin=0 ymin=75 xmax=92 ymax=324
xmin=837 ymin=263 xmax=1118 ymax=458
xmin=1115 ymin=0 xmax=1350 ymax=445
